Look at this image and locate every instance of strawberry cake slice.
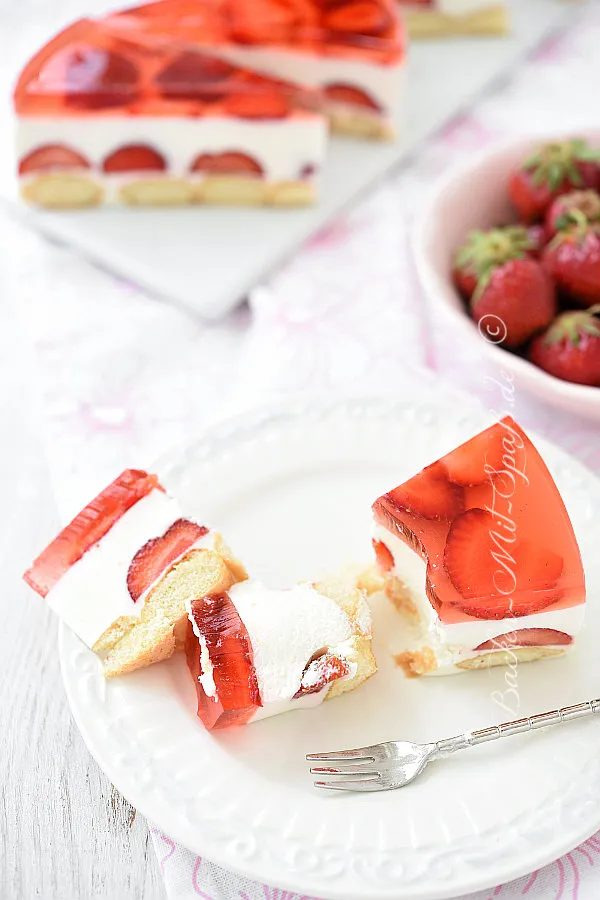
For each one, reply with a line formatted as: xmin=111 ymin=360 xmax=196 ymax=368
xmin=186 ymin=574 xmax=377 ymax=729
xmin=108 ymin=0 xmax=407 ymax=141
xmin=372 ymin=417 xmax=586 ymax=676
xmin=398 ymin=1 xmax=508 ymax=37
xmin=23 ymin=469 xmax=247 ymax=677
xmin=14 ymin=13 xmax=327 ymax=208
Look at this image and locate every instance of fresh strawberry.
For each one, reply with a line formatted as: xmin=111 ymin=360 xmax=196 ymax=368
xmin=474 ymin=628 xmax=572 ymax=651
xmin=372 ymin=539 xmax=394 ymax=572
xmin=508 ymin=138 xmax=600 ymax=224
xmin=190 ymin=151 xmax=263 ymax=176
xmin=545 ymin=189 xmax=600 ymax=238
xmin=471 ymin=257 xmax=556 ymax=347
xmin=294 ymin=652 xmax=352 ymax=698
xmin=24 ymin=470 xmax=160 ymax=597
xmin=542 ymin=218 xmax=600 ymax=307
xmin=102 ymin=144 xmax=166 ymax=173
xmin=323 ymin=0 xmax=392 ymax=36
xmin=225 ymin=88 xmax=290 ymax=119
xmin=526 ymin=224 xmax=547 ymax=259
xmin=323 ymin=83 xmax=381 ymax=112
xmin=386 ymin=460 xmax=464 ymax=522
xmin=453 ymin=226 xmax=536 ymax=300
xmin=19 ymin=144 xmax=90 ymax=174
xmin=186 ymin=592 xmax=261 ymax=730
xmin=156 ymin=52 xmax=236 ymax=102
xmin=127 ymin=519 xmax=208 ymax=601
xmin=64 ymin=48 xmax=140 ymax=109
xmin=444 ymin=508 xmax=564 ymax=619
xmin=528 ymin=306 xmax=600 ymax=386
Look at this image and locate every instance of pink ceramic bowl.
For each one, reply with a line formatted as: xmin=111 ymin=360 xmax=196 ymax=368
xmin=412 ymin=133 xmax=600 ymax=422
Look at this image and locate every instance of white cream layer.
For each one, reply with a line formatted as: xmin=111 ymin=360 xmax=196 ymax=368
xmin=192 ymin=580 xmax=359 ymax=722
xmin=16 ymin=115 xmax=327 ymax=183
xmin=373 ymin=522 xmax=585 ymax=672
xmin=48 ymin=489 xmax=214 ymax=648
xmin=219 ymin=46 xmax=406 ymax=124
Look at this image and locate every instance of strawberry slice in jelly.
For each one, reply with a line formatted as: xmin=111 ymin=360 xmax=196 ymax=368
xmin=385 ymin=461 xmax=464 ymax=522
xmin=323 ymin=83 xmax=382 ymax=112
xmin=186 ymin=592 xmax=261 ymax=730
xmin=19 ymin=145 xmax=91 ymax=174
xmin=440 ymin=425 xmax=507 ymax=487
xmin=62 ymin=47 xmax=140 ymax=110
xmin=127 ymin=519 xmax=208 ymax=602
xmin=475 ymin=629 xmax=573 ymax=651
xmin=190 ymin=152 xmax=264 ymax=177
xmin=294 ymin=651 xmax=352 ymax=698
xmin=229 ymin=0 xmax=316 ymax=45
xmin=444 ymin=508 xmax=564 ymax=619
xmin=155 ymin=52 xmax=237 ymax=103
xmin=102 ymin=145 xmax=166 ymax=173
xmin=225 ymin=88 xmax=290 ymax=120
xmin=323 ymin=0 xmax=392 ymax=37
xmin=24 ymin=470 xmax=161 ymax=597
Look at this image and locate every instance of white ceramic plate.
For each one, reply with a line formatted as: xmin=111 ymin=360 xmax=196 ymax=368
xmin=59 ymin=396 xmax=600 ymax=900
xmin=413 ymin=131 xmax=600 ymax=422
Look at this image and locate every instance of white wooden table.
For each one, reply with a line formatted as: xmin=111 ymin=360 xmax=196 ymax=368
xmin=0 ymin=214 xmax=166 ymax=897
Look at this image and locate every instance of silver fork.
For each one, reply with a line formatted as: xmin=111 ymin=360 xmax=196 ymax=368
xmin=308 ymin=698 xmax=600 ymax=792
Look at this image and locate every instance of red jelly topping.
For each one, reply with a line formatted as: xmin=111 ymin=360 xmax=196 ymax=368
xmin=190 ymin=151 xmax=264 ymax=176
xmin=24 ymin=470 xmax=162 ymax=597
xmin=373 ymin=417 xmax=586 ymax=623
xmin=475 ymin=628 xmax=573 ymax=652
xmin=127 ymin=519 xmax=209 ymax=601
xmin=14 ymin=0 xmax=404 ymax=119
xmin=102 ymin=144 xmax=166 ymax=172
xmin=186 ymin=592 xmax=261 ymax=730
xmin=19 ymin=144 xmax=91 ymax=174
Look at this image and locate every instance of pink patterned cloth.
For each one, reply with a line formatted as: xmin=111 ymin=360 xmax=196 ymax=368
xmin=7 ymin=5 xmax=600 ymax=900
xmin=149 ymin=829 xmax=600 ymax=900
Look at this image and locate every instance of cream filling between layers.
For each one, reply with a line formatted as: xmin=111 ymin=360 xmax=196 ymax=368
xmin=373 ymin=523 xmax=585 ymax=670
xmin=192 ymin=580 xmax=358 ymax=721
xmin=16 ymin=116 xmax=327 ymax=183
xmin=218 ymin=46 xmax=407 ymax=123
xmin=47 ymin=489 xmax=214 ymax=649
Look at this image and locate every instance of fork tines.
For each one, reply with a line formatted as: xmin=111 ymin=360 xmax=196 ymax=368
xmin=307 ymin=744 xmax=385 ymax=791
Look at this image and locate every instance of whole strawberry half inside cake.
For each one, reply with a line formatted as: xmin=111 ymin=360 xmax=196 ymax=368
xmin=185 ymin=576 xmax=377 ymax=729
xmin=372 ymin=416 xmax=586 ymax=676
xmin=23 ymin=469 xmax=246 ymax=677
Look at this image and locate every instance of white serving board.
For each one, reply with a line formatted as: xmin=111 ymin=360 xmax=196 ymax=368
xmin=3 ymin=0 xmax=577 ymax=318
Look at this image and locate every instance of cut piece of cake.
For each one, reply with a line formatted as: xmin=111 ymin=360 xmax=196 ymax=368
xmin=109 ymin=0 xmax=407 ymax=140
xmin=398 ymin=0 xmax=508 ymax=38
xmin=372 ymin=416 xmax=586 ymax=676
xmin=14 ymin=13 xmax=327 ymax=208
xmin=23 ymin=469 xmax=247 ymax=677
xmin=185 ymin=573 xmax=377 ymax=729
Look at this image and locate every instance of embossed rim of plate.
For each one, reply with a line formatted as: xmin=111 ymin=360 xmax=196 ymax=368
xmin=59 ymin=394 xmax=600 ymax=900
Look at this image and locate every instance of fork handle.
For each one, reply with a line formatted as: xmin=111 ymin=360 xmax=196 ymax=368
xmin=434 ymin=698 xmax=600 ymax=755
